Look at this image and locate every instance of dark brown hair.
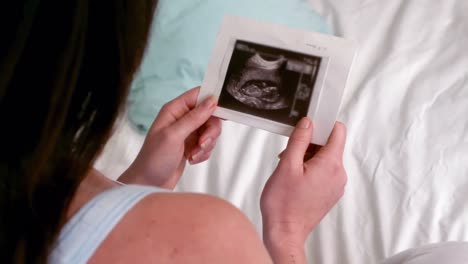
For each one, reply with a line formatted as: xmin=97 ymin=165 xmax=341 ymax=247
xmin=0 ymin=0 xmax=157 ymax=262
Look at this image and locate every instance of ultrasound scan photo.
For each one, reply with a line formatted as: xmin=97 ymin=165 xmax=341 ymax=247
xmin=219 ymin=40 xmax=322 ymax=126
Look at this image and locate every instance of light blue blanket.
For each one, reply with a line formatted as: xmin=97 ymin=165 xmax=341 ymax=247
xmin=129 ymin=0 xmax=330 ymax=132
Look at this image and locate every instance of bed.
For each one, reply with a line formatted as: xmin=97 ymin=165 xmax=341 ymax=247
xmin=95 ymin=0 xmax=468 ymax=263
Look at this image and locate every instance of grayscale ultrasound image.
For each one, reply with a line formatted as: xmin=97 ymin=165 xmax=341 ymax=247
xmin=219 ymin=40 xmax=322 ymax=126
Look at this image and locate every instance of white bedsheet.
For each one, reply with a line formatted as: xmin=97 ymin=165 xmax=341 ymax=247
xmin=95 ymin=1 xmax=468 ymax=263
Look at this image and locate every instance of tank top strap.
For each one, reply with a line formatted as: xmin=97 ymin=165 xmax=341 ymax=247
xmin=49 ymin=184 xmax=165 ymax=264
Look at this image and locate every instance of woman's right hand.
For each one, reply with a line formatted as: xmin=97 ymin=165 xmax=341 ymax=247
xmin=260 ymin=118 xmax=347 ymax=263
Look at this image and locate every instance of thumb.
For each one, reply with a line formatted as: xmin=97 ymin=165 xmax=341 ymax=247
xmin=170 ymin=97 xmax=217 ymax=139
xmin=281 ymin=117 xmax=314 ymax=165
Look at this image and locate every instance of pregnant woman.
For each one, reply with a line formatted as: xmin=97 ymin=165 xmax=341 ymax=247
xmin=1 ymin=1 xmax=467 ymax=264
xmin=0 ymin=1 xmax=346 ymax=263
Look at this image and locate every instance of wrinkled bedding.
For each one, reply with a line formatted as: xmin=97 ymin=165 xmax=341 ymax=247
xmin=95 ymin=0 xmax=468 ymax=263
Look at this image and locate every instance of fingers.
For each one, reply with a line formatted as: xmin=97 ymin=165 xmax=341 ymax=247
xmin=277 ymin=150 xmax=284 ymax=159
xmin=182 ymin=117 xmax=221 ymax=164
xmin=304 ymin=144 xmax=321 ymax=161
xmin=171 ymin=96 xmax=217 ymax=138
xmin=154 ymin=86 xmax=218 ymax=139
xmin=189 ymin=150 xmax=213 ymax=165
xmin=182 ymin=117 xmax=221 ymax=153
xmin=150 ymin=87 xmax=203 ymax=132
xmin=278 ymin=144 xmax=321 ymax=160
xmin=188 ymin=133 xmax=217 ymax=164
xmin=198 ymin=117 xmax=222 ymax=148
xmin=314 ymin=122 xmax=347 ymax=161
xmin=175 ymin=86 xmax=201 ymax=107
xmin=281 ymin=117 xmax=314 ymax=165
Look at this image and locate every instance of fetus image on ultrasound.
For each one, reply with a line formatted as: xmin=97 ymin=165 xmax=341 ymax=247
xmin=219 ymin=40 xmax=322 ymax=126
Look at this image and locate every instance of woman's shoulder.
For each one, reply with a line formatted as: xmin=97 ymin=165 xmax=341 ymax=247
xmin=88 ymin=191 xmax=272 ymax=263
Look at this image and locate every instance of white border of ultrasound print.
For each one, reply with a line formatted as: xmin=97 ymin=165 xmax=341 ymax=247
xmin=198 ymin=15 xmax=357 ymax=145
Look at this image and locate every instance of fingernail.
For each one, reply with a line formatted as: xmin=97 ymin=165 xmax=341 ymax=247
xmin=200 ymin=138 xmax=213 ymax=150
xmin=202 ymin=97 xmax=217 ymax=109
xmin=298 ymin=117 xmax=311 ymax=129
xmin=191 ymin=149 xmax=204 ymax=162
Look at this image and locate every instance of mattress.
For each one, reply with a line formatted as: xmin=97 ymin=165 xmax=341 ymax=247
xmin=95 ymin=0 xmax=468 ymax=263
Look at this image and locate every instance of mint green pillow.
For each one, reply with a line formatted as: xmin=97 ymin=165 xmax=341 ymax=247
xmin=129 ymin=0 xmax=331 ymax=132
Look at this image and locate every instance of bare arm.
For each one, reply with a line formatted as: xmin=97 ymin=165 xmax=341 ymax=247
xmin=89 ymin=193 xmax=273 ymax=264
xmin=261 ymin=119 xmax=348 ymax=264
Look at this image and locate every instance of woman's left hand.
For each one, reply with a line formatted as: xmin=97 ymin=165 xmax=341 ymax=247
xmin=118 ymin=87 xmax=221 ymax=189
